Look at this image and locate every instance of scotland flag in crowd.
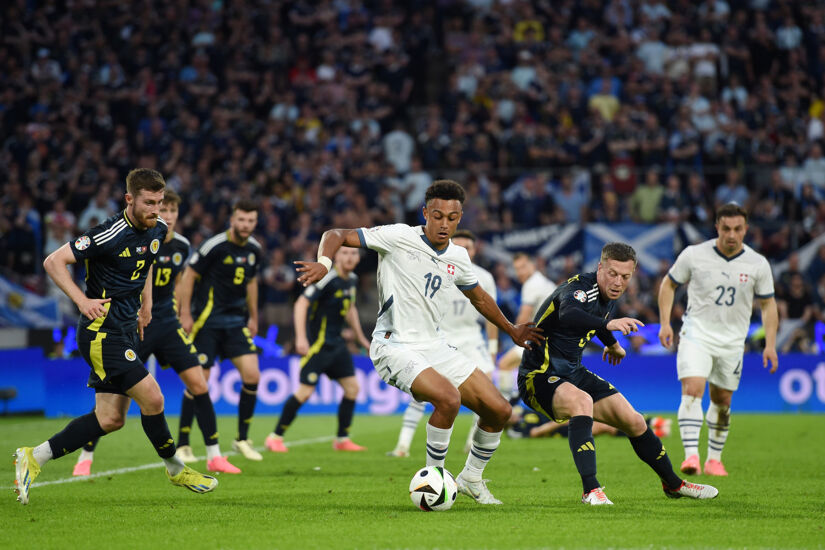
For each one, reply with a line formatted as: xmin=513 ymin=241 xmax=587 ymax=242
xmin=584 ymin=223 xmax=676 ymax=274
xmin=0 ymin=275 xmax=59 ymax=328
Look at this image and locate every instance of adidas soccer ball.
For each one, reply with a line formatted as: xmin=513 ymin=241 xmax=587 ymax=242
xmin=409 ymin=466 xmax=458 ymax=511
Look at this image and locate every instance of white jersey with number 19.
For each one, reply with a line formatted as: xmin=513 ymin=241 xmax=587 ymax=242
xmin=357 ymin=224 xmax=479 ymax=345
xmin=668 ymin=239 xmax=774 ymax=352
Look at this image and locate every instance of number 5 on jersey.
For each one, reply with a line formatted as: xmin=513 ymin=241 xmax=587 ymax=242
xmin=233 ymin=266 xmax=244 ymax=285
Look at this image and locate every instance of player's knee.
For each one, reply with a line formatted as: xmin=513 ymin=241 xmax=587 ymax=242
xmin=433 ymin=388 xmax=461 ymax=417
xmin=98 ymin=413 xmax=125 ymax=433
xmin=243 ymin=371 xmax=260 ymax=386
xmin=490 ymin=399 xmax=512 ymax=428
xmin=186 ymin=377 xmax=208 ymax=396
xmin=630 ymin=412 xmax=648 ymax=437
xmin=571 ymin=393 xmax=593 ymax=416
xmin=343 ymin=382 xmax=360 ymax=400
xmin=141 ymin=392 xmax=165 ymax=415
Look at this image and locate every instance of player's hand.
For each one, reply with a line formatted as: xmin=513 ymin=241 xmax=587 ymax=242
xmin=509 ymin=323 xmax=544 ymax=349
xmin=295 ymin=336 xmax=310 ymax=356
xmin=180 ymin=312 xmax=193 ymax=335
xmin=602 ymin=343 xmax=626 ymax=365
xmin=606 ymin=317 xmax=644 ymax=335
xmin=763 ymin=346 xmax=779 ymax=374
xmin=295 ymin=260 xmax=328 ymax=287
xmin=137 ymin=305 xmax=152 ymax=341
xmin=658 ymin=324 xmax=674 ymax=349
xmin=247 ymin=317 xmax=258 ymax=338
xmin=359 ymin=338 xmax=371 ymax=355
xmin=78 ymin=297 xmax=111 ymax=321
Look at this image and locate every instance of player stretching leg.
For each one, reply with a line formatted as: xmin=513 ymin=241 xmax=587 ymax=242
xmin=519 ymin=243 xmax=717 ymax=505
xmin=265 ymin=247 xmax=372 ymax=453
xmin=73 ymin=190 xmax=240 ymax=476
xmin=297 ymin=180 xmax=543 ymax=505
xmin=387 ymin=230 xmax=500 ymax=457
xmin=178 ymin=200 xmax=264 ymax=462
xmin=658 ymin=203 xmax=779 ymax=476
xmin=15 ymin=169 xmax=216 ymax=505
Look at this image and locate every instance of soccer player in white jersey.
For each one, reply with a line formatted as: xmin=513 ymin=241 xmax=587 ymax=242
xmin=387 ymin=229 xmax=499 ymax=458
xmin=497 ymin=253 xmax=557 ymax=397
xmin=658 ymin=203 xmax=779 ymax=477
xmin=296 ymin=180 xmax=543 ymax=505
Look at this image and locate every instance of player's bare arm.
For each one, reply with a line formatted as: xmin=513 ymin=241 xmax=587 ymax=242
xmin=137 ymin=265 xmax=153 ymax=341
xmin=657 ymin=276 xmax=678 ymax=348
xmin=177 ymin=265 xmax=197 ymax=333
xmin=606 ymin=317 xmax=645 ymax=335
xmin=759 ymin=296 xmax=779 ymax=374
xmin=43 ymin=243 xmax=111 ymax=321
xmin=346 ymin=304 xmax=371 ymax=352
xmin=602 ymin=341 xmax=626 ymax=366
xmin=293 ymin=295 xmax=311 ymax=355
xmin=462 ymin=284 xmax=543 ymax=348
xmin=246 ymin=276 xmax=258 ymax=338
xmin=296 ymin=228 xmax=362 ymax=286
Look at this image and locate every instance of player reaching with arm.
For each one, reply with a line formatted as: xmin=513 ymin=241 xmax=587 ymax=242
xmin=518 ymin=242 xmax=718 ymax=505
xmin=14 ymin=169 xmax=217 ymax=505
xmin=658 ymin=203 xmax=778 ymax=477
xmin=177 ymin=200 xmax=264 ymax=462
xmin=72 ymin=189 xmax=240 ymax=476
xmin=265 ymin=247 xmax=371 ymax=453
xmin=297 ymin=180 xmax=543 ymax=505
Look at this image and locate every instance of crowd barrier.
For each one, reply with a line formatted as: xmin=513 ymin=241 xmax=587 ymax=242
xmin=1 ymin=348 xmax=823 ymax=417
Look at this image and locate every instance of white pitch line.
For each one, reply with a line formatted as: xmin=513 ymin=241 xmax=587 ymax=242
xmin=8 ymin=435 xmax=334 ymax=490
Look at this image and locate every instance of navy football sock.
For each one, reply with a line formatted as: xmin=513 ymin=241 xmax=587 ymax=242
xmin=568 ymin=415 xmax=600 ymax=493
xmin=141 ymin=412 xmax=176 ymax=459
xmin=337 ymin=397 xmax=356 ymax=438
xmin=237 ymin=383 xmax=257 ymax=441
xmin=275 ymin=395 xmax=304 ymax=436
xmin=48 ymin=413 xmax=106 ymax=459
xmin=629 ymin=427 xmax=683 ymax=490
xmin=178 ymin=392 xmax=195 ymax=446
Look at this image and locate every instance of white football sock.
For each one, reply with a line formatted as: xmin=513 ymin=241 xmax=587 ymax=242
xmin=205 ymin=444 xmax=221 ymax=461
xmin=462 ymin=428 xmax=502 ymax=481
xmin=32 ymin=442 xmax=53 ymax=467
xmin=425 ymin=422 xmax=452 ymax=467
xmin=706 ymin=402 xmax=730 ymax=462
xmin=678 ymin=394 xmax=703 ymax=459
xmin=464 ymin=413 xmax=480 ymax=451
xmin=396 ymin=400 xmax=426 ymax=451
xmin=163 ymin=455 xmax=185 ymax=476
xmin=78 ymin=449 xmax=94 ymax=463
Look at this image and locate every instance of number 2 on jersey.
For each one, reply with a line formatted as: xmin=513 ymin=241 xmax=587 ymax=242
xmin=130 ymin=260 xmax=145 ymax=280
xmin=424 ymin=272 xmax=441 ymax=298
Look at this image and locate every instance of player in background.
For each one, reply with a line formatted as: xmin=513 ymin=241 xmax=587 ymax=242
xmin=265 ymin=247 xmax=371 ymax=453
xmin=72 ymin=189 xmax=240 ymax=476
xmin=519 ymin=242 xmax=718 ymax=505
xmin=496 ymin=253 xmax=557 ymax=398
xmin=508 ymin=408 xmax=671 ymax=440
xmin=296 ymin=180 xmax=543 ymax=505
xmin=658 ymin=203 xmax=779 ymax=477
xmin=15 ymin=168 xmax=217 ymax=505
xmin=178 ymin=200 xmax=264 ymax=462
xmin=387 ymin=229 xmax=499 ymax=457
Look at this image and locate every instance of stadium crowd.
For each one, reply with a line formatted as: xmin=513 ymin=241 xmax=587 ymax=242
xmin=1 ymin=0 xmax=824 ymax=353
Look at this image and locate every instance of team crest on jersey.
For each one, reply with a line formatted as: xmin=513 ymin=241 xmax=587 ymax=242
xmin=125 ymin=349 xmax=137 ymax=361
xmin=248 ymin=253 xmax=255 ymax=266
xmin=739 ymin=273 xmax=749 ymax=283
xmin=150 ymin=239 xmax=160 ymax=254
xmin=548 ymin=376 xmax=560 ymax=384
xmin=573 ymin=290 xmax=587 ymax=302
xmin=172 ymin=252 xmax=183 ymax=265
xmin=136 ymin=246 xmax=147 ymax=255
xmin=74 ymin=235 xmax=90 ymax=250
xmin=446 ymin=264 xmax=455 ymax=275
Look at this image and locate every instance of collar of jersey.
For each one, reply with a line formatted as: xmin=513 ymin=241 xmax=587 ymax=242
xmin=418 ymin=227 xmax=448 ymax=256
xmin=712 ymin=245 xmax=745 ymax=262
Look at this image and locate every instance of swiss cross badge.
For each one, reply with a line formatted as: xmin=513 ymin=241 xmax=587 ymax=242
xmin=447 ymin=264 xmax=455 ymax=275
xmin=739 ymin=273 xmax=748 ymax=283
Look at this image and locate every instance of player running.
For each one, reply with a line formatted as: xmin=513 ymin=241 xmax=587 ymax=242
xmin=265 ymin=247 xmax=371 ymax=453
xmin=518 ymin=242 xmax=718 ymax=505
xmin=297 ymin=180 xmax=543 ymax=505
xmin=15 ymin=168 xmax=216 ymax=505
xmin=178 ymin=200 xmax=264 ymax=462
xmin=72 ymin=189 xmax=240 ymax=476
xmin=658 ymin=203 xmax=779 ymax=476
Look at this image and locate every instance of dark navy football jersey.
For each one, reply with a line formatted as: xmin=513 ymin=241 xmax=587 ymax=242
xmin=189 ymin=231 xmax=262 ymax=330
xmin=71 ymin=210 xmax=168 ymax=334
xmin=302 ymin=268 xmax=358 ymax=347
xmin=150 ymin=233 xmax=190 ymax=321
xmin=519 ymin=272 xmax=618 ymax=378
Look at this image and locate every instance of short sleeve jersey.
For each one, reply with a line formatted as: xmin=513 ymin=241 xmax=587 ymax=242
xmin=521 ymin=271 xmax=557 ymax=311
xmin=668 ymin=239 xmax=774 ymax=351
xmin=189 ymin=231 xmax=262 ymax=329
xmin=302 ymin=268 xmax=358 ymax=347
xmin=440 ymin=263 xmax=497 ymax=343
xmin=150 ymin=233 xmax=190 ymax=321
xmin=71 ymin=211 xmax=168 ymax=334
xmin=357 ymin=224 xmax=478 ymax=344
xmin=519 ymin=272 xmax=616 ymax=378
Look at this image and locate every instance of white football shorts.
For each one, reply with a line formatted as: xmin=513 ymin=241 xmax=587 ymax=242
xmin=676 ymin=336 xmax=744 ymax=391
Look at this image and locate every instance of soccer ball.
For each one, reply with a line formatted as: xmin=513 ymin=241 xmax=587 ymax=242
xmin=409 ymin=466 xmax=458 ymax=511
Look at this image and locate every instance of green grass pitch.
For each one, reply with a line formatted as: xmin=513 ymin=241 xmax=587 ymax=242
xmin=2 ymin=413 xmax=823 ymax=549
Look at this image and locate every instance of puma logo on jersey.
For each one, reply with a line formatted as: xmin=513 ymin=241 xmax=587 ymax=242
xmin=223 ymin=256 xmax=234 ymax=264
xmin=119 ymin=248 xmax=131 ymax=257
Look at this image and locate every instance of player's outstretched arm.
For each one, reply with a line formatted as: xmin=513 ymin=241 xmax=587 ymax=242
xmin=295 ymin=228 xmax=362 ymax=286
xmin=138 ymin=265 xmax=153 ymax=341
xmin=760 ymin=296 xmax=779 ymax=374
xmin=177 ymin=266 xmax=197 ymax=333
xmin=657 ymin=276 xmax=678 ymax=348
xmin=462 ymin=285 xmax=543 ymax=348
xmin=293 ymin=295 xmax=311 ymax=356
xmin=43 ymin=243 xmax=110 ymax=321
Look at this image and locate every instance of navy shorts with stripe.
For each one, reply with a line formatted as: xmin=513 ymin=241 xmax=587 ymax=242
xmin=77 ymin=328 xmax=149 ymax=395
xmin=300 ymin=343 xmax=354 ymax=385
xmin=518 ymin=365 xmax=619 ymax=423
xmin=193 ymin=325 xmax=258 ymax=367
xmin=138 ymin=319 xmax=204 ymax=374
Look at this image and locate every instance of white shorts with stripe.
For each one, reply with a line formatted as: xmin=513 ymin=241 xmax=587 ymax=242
xmin=676 ymin=336 xmax=744 ymax=391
